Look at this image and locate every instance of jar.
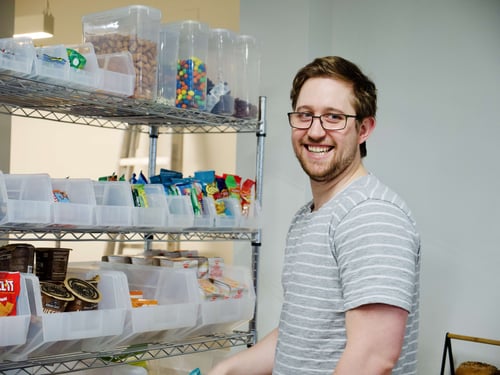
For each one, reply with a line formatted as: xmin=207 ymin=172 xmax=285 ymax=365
xmin=206 ymin=28 xmax=236 ymax=115
xmin=232 ymin=35 xmax=261 ymax=119
xmin=176 ymin=20 xmax=209 ymax=110
xmin=157 ymin=23 xmax=180 ymax=106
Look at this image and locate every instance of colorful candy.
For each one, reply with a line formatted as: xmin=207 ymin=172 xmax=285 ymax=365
xmin=176 ymin=57 xmax=207 ymax=109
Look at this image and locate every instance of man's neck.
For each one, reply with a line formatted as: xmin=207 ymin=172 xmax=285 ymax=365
xmin=310 ymin=164 xmax=368 ymax=211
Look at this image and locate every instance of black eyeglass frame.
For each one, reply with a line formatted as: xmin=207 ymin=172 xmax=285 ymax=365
xmin=287 ymin=111 xmax=359 ymax=131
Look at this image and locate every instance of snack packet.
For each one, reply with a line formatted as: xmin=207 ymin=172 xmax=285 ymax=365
xmin=0 ymin=271 xmax=21 ymax=316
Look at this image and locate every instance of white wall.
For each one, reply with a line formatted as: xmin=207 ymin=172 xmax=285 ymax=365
xmin=239 ymin=0 xmax=500 ymax=373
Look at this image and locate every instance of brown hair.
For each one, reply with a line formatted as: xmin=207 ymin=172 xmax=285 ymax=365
xmin=290 ymin=56 xmax=377 ymax=157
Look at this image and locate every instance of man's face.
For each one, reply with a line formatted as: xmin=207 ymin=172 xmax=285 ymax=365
xmin=292 ymin=77 xmax=361 ymax=183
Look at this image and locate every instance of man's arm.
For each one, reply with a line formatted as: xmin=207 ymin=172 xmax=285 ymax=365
xmin=333 ymin=304 xmax=408 ymax=375
xmin=207 ymin=328 xmax=278 ymax=375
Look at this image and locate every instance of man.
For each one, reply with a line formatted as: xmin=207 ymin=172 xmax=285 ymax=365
xmin=208 ymin=56 xmax=420 ymax=374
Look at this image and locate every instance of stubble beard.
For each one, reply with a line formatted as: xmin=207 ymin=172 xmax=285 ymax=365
xmin=296 ymin=148 xmax=356 ymax=183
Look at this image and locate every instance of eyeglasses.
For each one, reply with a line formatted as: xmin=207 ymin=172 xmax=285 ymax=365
xmin=287 ymin=111 xmax=358 ymax=131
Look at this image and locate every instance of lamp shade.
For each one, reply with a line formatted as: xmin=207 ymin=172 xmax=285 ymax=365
xmin=14 ymin=13 xmax=54 ymax=39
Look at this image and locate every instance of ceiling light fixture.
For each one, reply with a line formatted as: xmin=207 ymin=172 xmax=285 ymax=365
xmin=14 ymin=1 xmax=54 ymax=40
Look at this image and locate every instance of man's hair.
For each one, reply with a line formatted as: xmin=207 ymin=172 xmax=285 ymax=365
xmin=290 ymin=56 xmax=377 ymax=157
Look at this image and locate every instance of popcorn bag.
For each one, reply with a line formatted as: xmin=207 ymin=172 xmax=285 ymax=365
xmin=0 ymin=271 xmax=21 ymax=316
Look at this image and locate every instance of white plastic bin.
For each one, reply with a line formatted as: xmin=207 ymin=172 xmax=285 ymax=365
xmin=80 ymin=262 xmax=199 ymax=350
xmin=1 ymin=271 xmax=127 ymax=361
xmin=0 ymin=37 xmax=35 ymax=76
xmin=214 ymin=197 xmax=242 ymax=228
xmin=51 ymin=178 xmax=96 ymax=227
xmin=66 ymin=43 xmax=101 ymax=90
xmin=97 ymin=52 xmax=135 ymax=96
xmin=32 ymin=44 xmax=70 ymax=83
xmin=166 ymin=195 xmax=195 ymax=229
xmin=93 ymin=181 xmax=134 ymax=228
xmin=0 ymin=274 xmax=31 ymax=360
xmin=0 ymin=172 xmax=53 ymax=227
xmin=175 ymin=265 xmax=255 ymax=339
xmin=132 ymin=184 xmax=170 ymax=229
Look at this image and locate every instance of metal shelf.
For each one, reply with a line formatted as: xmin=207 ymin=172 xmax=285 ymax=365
xmin=0 ymin=226 xmax=258 ymax=242
xmin=0 ymin=69 xmax=266 ymax=374
xmin=0 ymin=71 xmax=258 ymax=134
xmin=0 ymin=331 xmax=255 ymax=375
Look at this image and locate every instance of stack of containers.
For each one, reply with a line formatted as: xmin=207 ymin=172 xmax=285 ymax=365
xmin=82 ymin=5 xmax=162 ymax=100
xmin=232 ymin=35 xmax=261 ymax=119
xmin=206 ymin=28 xmax=236 ymax=115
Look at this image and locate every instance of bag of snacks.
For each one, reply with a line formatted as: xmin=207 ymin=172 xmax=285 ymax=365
xmin=0 ymin=271 xmax=21 ymax=316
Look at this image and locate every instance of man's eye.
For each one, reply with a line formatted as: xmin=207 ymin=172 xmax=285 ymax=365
xmin=324 ymin=113 xmax=344 ymax=122
xmin=298 ymin=113 xmax=313 ymax=120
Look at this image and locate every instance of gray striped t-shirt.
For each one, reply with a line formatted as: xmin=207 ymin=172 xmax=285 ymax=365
xmin=273 ymin=174 xmax=420 ymax=374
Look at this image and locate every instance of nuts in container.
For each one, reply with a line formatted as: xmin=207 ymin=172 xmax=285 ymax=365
xmin=82 ymin=5 xmax=162 ymax=100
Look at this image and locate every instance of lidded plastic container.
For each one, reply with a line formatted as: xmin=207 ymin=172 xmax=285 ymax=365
xmin=82 ymin=5 xmax=162 ymax=100
xmin=157 ymin=23 xmax=180 ymax=106
xmin=176 ymin=20 xmax=209 ymax=110
xmin=232 ymin=35 xmax=261 ymax=119
xmin=206 ymin=28 xmax=236 ymax=115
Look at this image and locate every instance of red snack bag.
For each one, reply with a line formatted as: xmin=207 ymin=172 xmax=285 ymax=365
xmin=240 ymin=179 xmax=255 ymax=216
xmin=0 ymin=271 xmax=21 ymax=316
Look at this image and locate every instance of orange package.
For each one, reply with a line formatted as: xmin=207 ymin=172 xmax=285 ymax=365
xmin=0 ymin=271 xmax=21 ymax=316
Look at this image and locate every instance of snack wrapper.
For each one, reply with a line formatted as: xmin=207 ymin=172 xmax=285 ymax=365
xmin=0 ymin=271 xmax=21 ymax=316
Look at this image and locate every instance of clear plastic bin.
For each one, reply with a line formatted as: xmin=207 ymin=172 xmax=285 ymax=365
xmin=1 ymin=271 xmax=127 ymax=361
xmin=66 ymin=43 xmax=101 ymax=90
xmin=214 ymin=197 xmax=242 ymax=228
xmin=174 ymin=265 xmax=255 ymax=339
xmin=0 ymin=274 xmax=31 ymax=359
xmin=93 ymin=181 xmax=134 ymax=228
xmin=0 ymin=37 xmax=35 ymax=76
xmin=157 ymin=23 xmax=180 ymax=105
xmin=97 ymin=52 xmax=135 ymax=96
xmin=82 ymin=5 xmax=162 ymax=100
xmin=32 ymin=44 xmax=70 ymax=83
xmin=132 ymin=184 xmax=170 ymax=229
xmin=206 ymin=28 xmax=236 ymax=115
xmin=232 ymin=35 xmax=261 ymax=119
xmin=77 ymin=262 xmax=199 ymax=350
xmin=0 ymin=172 xmax=53 ymax=227
xmin=51 ymin=178 xmax=96 ymax=227
xmin=166 ymin=195 xmax=195 ymax=229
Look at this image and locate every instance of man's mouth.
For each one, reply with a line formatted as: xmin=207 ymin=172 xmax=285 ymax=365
xmin=306 ymin=145 xmax=333 ymax=154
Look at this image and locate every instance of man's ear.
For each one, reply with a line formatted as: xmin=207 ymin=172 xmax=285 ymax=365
xmin=358 ymin=117 xmax=376 ymax=145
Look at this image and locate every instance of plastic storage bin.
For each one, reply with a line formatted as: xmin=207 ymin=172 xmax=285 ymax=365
xmin=0 ymin=37 xmax=35 ymax=76
xmin=206 ymin=28 xmax=236 ymax=115
xmin=232 ymin=35 xmax=261 ymax=119
xmin=132 ymin=183 xmax=170 ymax=229
xmin=166 ymin=195 xmax=195 ymax=229
xmin=0 ymin=172 xmax=53 ymax=227
xmin=214 ymin=197 xmax=242 ymax=228
xmin=78 ymin=262 xmax=199 ymax=350
xmin=173 ymin=20 xmax=209 ymax=110
xmin=175 ymin=265 xmax=255 ymax=339
xmin=82 ymin=5 xmax=162 ymax=100
xmin=66 ymin=43 xmax=101 ymax=90
xmin=0 ymin=273 xmax=32 ymax=359
xmin=51 ymin=178 xmax=96 ymax=227
xmin=157 ymin=23 xmax=180 ymax=106
xmin=93 ymin=181 xmax=134 ymax=228
xmin=97 ymin=52 xmax=136 ymax=96
xmin=0 ymin=270 xmax=127 ymax=361
xmin=32 ymin=44 xmax=70 ymax=83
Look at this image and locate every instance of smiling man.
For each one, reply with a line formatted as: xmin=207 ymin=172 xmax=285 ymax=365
xmin=208 ymin=56 xmax=421 ymax=375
